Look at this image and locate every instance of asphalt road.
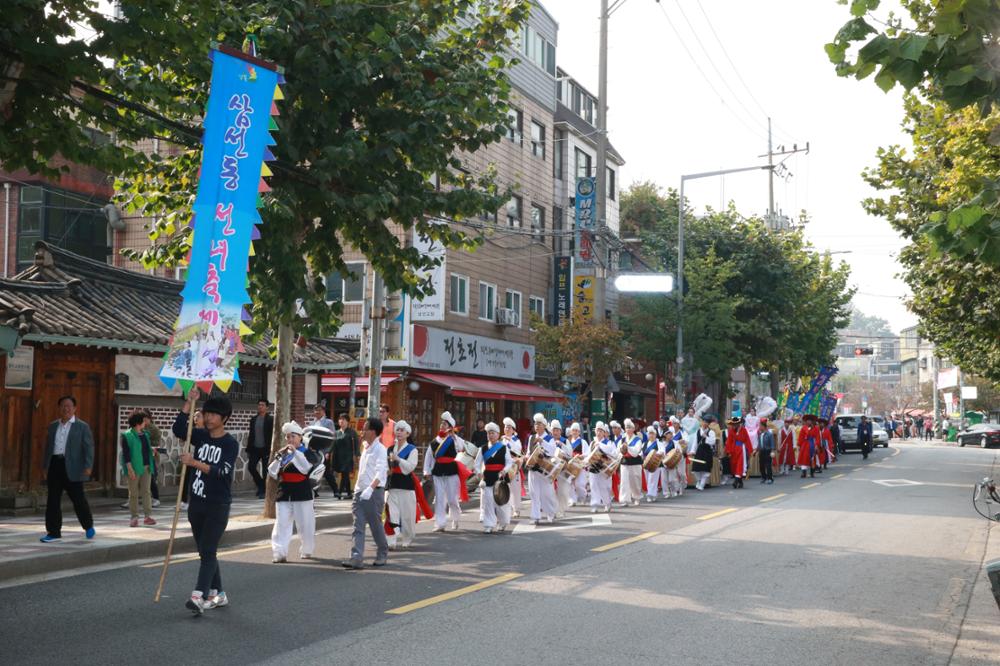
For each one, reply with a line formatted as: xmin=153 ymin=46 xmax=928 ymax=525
xmin=2 ymin=443 xmax=997 ymax=665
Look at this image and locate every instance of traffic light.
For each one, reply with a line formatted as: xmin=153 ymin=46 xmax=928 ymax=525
xmin=854 ymin=347 xmax=874 ymax=356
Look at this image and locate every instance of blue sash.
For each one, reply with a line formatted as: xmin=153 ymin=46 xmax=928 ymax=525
xmin=433 ymin=435 xmax=454 ymax=458
xmin=643 ymin=438 xmax=658 ymax=455
xmin=572 ymin=438 xmax=584 ymax=453
xmin=483 ymin=442 xmax=505 ymax=461
xmin=397 ymin=443 xmax=415 ymax=460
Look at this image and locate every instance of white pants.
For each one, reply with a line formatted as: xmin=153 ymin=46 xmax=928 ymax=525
xmin=510 ymin=470 xmax=523 ymax=514
xmin=386 ymin=489 xmax=416 ymax=547
xmin=528 ymin=470 xmax=557 ymax=520
xmin=480 ymin=484 xmax=511 ymax=530
xmin=555 ymin=476 xmax=573 ymax=514
xmin=589 ymin=471 xmax=613 ymax=508
xmin=619 ymin=465 xmax=643 ymax=504
xmin=271 ymin=500 xmax=315 ymax=559
xmin=572 ymin=467 xmax=589 ymax=503
xmin=644 ymin=468 xmax=663 ymax=498
xmin=668 ymin=464 xmax=686 ymax=496
xmin=433 ymin=475 xmax=461 ymax=528
xmin=695 ymin=472 xmax=710 ymax=490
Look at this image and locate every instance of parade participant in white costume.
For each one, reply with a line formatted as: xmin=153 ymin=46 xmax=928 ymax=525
xmin=691 ymin=419 xmax=717 ymax=491
xmin=474 ymin=422 xmax=514 ymax=533
xmin=618 ymin=419 xmax=644 ymax=506
xmin=566 ymin=422 xmax=589 ymax=505
xmin=550 ymin=420 xmax=573 ymax=517
xmin=643 ymin=425 xmax=667 ymax=502
xmin=268 ymin=421 xmax=321 ymax=563
xmin=386 ymin=420 xmax=420 ymax=550
xmin=502 ymin=417 xmax=523 ymax=517
xmin=526 ymin=413 xmax=558 ymax=525
xmin=667 ymin=424 xmax=689 ymax=496
xmin=422 ymin=411 xmax=467 ymax=532
xmin=744 ymin=407 xmax=761 ymax=450
xmin=588 ymin=422 xmax=619 ymax=513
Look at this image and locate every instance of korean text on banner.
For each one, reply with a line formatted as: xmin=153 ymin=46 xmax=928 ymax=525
xmin=554 ymin=256 xmax=572 ymax=325
xmin=410 ymin=225 xmax=446 ymax=321
xmin=160 ymin=46 xmax=281 ymax=393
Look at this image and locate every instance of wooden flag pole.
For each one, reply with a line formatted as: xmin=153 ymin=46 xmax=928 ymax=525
xmin=154 ymin=389 xmax=198 ymax=602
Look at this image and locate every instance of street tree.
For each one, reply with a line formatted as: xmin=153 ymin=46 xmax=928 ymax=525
xmin=827 ymin=0 xmax=1000 ymax=263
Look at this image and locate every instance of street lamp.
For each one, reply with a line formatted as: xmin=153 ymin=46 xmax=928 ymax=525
xmin=677 ymin=164 xmax=770 ymax=409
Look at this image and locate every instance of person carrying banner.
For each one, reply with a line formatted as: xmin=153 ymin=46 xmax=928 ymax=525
xmin=173 ymin=388 xmax=238 ymax=615
xmin=268 ymin=420 xmax=321 ymax=563
xmin=422 ymin=411 xmax=467 ymax=532
xmin=475 ymin=422 xmax=514 ymax=534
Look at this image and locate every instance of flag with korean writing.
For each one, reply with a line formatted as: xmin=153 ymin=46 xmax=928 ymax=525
xmin=160 ymin=45 xmax=282 ymax=393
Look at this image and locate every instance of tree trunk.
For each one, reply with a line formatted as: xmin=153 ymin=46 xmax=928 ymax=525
xmin=770 ymin=365 xmax=780 ymax=401
xmin=262 ymin=322 xmax=294 ymax=519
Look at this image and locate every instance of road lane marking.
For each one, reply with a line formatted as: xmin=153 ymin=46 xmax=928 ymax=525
xmin=141 ymin=543 xmax=271 ymax=567
xmin=590 ymin=531 xmax=659 ymax=552
xmin=801 ymin=482 xmax=820 ymax=489
xmin=696 ymin=508 xmax=738 ymax=521
xmin=385 ymin=573 xmax=523 ymax=614
xmin=832 ymin=473 xmax=845 ymax=479
xmin=759 ymin=493 xmax=787 ymax=503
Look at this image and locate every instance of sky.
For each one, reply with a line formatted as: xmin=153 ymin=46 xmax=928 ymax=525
xmin=539 ymin=0 xmax=916 ymax=333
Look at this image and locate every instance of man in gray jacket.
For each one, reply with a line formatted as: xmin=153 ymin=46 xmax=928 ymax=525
xmin=41 ymin=396 xmax=96 ymax=542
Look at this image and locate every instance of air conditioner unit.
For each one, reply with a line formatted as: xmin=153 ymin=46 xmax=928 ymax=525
xmin=495 ymin=307 xmax=519 ymax=327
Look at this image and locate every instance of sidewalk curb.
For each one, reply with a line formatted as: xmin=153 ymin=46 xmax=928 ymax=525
xmin=0 ymin=509 xmax=355 ymax=584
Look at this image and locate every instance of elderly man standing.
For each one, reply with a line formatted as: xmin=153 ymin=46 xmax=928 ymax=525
xmin=41 ymin=396 xmax=96 ymax=543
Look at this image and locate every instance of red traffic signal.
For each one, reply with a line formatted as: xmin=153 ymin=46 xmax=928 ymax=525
xmin=854 ymin=346 xmax=874 ymax=356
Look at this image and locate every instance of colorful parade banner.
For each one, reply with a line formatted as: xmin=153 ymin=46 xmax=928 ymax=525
xmin=160 ymin=44 xmax=282 ymax=393
xmin=819 ymin=392 xmax=839 ymax=421
xmin=798 ymin=365 xmax=838 ymax=414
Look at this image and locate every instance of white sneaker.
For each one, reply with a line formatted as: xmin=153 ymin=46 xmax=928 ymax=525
xmin=119 ymin=501 xmax=129 ymax=509
xmin=185 ymin=594 xmax=206 ymax=615
xmin=432 ymin=526 xmax=445 ymax=532
xmin=618 ymin=502 xmax=628 ymax=508
xmin=646 ymin=497 xmax=654 ymax=503
xmin=181 ymin=502 xmax=188 ymax=510
xmin=151 ymin=499 xmax=161 ymax=507
xmin=449 ymin=522 xmax=458 ymax=531
xmin=604 ymin=505 xmax=611 ymax=513
xmin=203 ymin=591 xmax=228 ymax=609
xmin=483 ymin=527 xmax=493 ymax=534
xmin=591 ymin=507 xmax=598 ymax=513
xmin=545 ymin=516 xmax=554 ymax=523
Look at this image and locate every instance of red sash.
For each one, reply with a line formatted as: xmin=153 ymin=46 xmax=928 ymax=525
xmin=280 ymin=472 xmax=307 ymax=483
xmin=484 ymin=464 xmax=505 ymax=472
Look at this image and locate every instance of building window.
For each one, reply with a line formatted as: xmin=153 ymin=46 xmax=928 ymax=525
xmin=505 ymin=290 xmax=522 ymax=327
xmin=553 ymin=128 xmax=564 ymax=179
xmin=325 ymin=261 xmax=366 ymax=303
xmin=529 ymin=295 xmax=545 ymax=326
xmin=607 ymin=167 xmax=616 ymax=201
xmin=506 ymin=195 xmax=522 ymax=227
xmin=506 ymin=108 xmax=522 ymax=145
xmin=449 ymin=273 xmax=468 ymax=315
xmin=530 ymin=121 xmax=545 ymax=158
xmin=225 ymin=366 xmax=265 ymax=403
xmin=575 ymin=148 xmax=592 ymax=180
xmin=16 ymin=185 xmax=110 ymax=269
xmin=520 ymin=24 xmax=556 ymax=75
xmin=479 ymin=281 xmax=496 ymax=321
xmin=530 ymin=204 xmax=545 ymax=233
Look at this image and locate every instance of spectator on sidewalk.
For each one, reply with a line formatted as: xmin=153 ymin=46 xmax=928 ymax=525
xmin=121 ymin=411 xmax=157 ymax=527
xmin=312 ymin=402 xmax=335 ymax=431
xmin=924 ymin=416 xmax=934 ymax=441
xmin=470 ymin=419 xmax=488 ymax=449
xmin=331 ymin=413 xmax=360 ymax=499
xmin=341 ymin=417 xmax=389 ymax=570
xmin=378 ymin=405 xmax=395 ymax=448
xmin=40 ymin=396 xmax=96 ymax=543
xmin=247 ymin=399 xmax=274 ymax=499
xmin=142 ymin=410 xmax=163 ymax=507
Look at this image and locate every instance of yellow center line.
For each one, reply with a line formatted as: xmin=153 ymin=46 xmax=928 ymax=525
xmin=140 ymin=543 xmax=271 ymax=568
xmin=801 ymin=482 xmax=820 ymax=489
xmin=590 ymin=531 xmax=660 ymax=553
xmin=832 ymin=473 xmax=845 ymax=479
xmin=696 ymin=507 xmax=738 ymax=521
xmin=386 ymin=573 xmax=523 ymax=615
xmin=759 ymin=493 xmax=787 ymax=503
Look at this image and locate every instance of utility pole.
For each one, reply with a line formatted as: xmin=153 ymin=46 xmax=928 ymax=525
xmin=758 ymin=123 xmax=809 ymax=231
xmin=367 ymin=272 xmax=386 ymax=418
xmin=932 ymin=355 xmax=939 ymax=434
xmin=590 ymin=0 xmax=610 ymax=420
xmin=958 ymin=367 xmax=965 ymax=429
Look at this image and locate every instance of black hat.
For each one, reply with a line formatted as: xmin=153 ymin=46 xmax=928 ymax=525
xmin=202 ymin=395 xmax=233 ymax=419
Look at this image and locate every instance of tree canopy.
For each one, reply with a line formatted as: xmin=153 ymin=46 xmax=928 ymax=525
xmin=618 ymin=182 xmax=853 ymax=399
xmin=2 ymin=0 xmax=529 ymax=338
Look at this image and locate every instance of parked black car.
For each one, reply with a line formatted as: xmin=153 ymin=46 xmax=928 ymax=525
xmin=956 ymin=423 xmax=1000 ymax=448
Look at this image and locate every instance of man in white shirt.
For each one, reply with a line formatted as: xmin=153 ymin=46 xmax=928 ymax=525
xmin=342 ymin=417 xmax=389 ymax=570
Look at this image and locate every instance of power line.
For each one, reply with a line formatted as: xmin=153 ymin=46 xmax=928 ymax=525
xmin=653 ymin=2 xmax=767 ymax=143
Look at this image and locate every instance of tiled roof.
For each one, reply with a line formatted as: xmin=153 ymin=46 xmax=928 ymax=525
xmin=0 ymin=242 xmax=358 ymax=369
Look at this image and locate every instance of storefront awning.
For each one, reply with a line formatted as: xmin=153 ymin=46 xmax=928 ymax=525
xmin=320 ymin=373 xmax=400 ymax=393
xmin=411 ymin=372 xmax=565 ymax=402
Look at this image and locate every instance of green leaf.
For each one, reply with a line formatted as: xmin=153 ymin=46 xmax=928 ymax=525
xmin=873 ymin=65 xmax=897 ymax=92
xmin=899 ymin=34 xmax=930 ymax=61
